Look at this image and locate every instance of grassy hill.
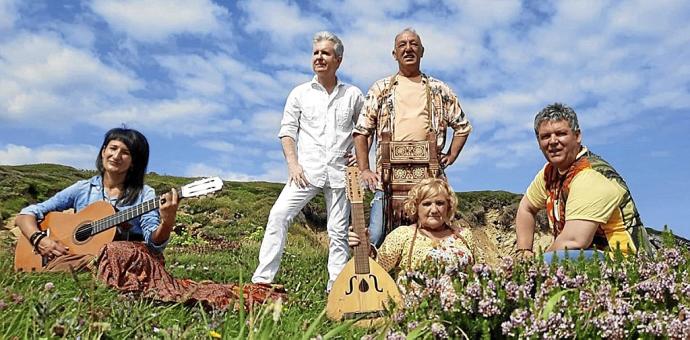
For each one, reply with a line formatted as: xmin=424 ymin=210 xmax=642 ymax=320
xmin=2 ymin=164 xmax=687 ymax=338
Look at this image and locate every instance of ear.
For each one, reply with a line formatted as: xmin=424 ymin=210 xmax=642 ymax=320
xmin=576 ymin=130 xmax=582 ymax=144
xmin=392 ymin=49 xmax=397 ymax=61
xmin=419 ymin=45 xmax=424 ymax=58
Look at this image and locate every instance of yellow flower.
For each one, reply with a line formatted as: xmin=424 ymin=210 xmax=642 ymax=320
xmin=209 ymin=330 xmax=221 ymax=338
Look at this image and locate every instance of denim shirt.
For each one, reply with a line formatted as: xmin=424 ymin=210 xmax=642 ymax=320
xmin=19 ymin=175 xmax=168 ymax=252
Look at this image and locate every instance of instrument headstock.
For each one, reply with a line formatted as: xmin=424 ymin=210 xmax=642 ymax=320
xmin=179 ymin=177 xmax=224 ymax=198
xmin=345 ymin=167 xmax=364 ymax=203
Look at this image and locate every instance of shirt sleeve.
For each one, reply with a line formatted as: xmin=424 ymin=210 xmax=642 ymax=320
xmin=278 ymin=87 xmax=301 ymax=140
xmin=442 ymin=84 xmax=472 ymax=137
xmin=525 ymin=167 xmax=548 ymax=210
xmin=353 ymin=82 xmax=382 ymax=136
xmin=565 ymin=170 xmax=624 ymax=224
xmin=352 ymin=87 xmax=365 ymax=125
xmin=139 ymin=186 xmax=166 ymax=253
xmin=19 ymin=180 xmax=84 ymax=221
xmin=375 ymin=225 xmax=409 ymax=273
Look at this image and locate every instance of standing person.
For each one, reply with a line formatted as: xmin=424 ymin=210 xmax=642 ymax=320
xmin=353 ymin=27 xmax=472 ymax=246
xmin=515 ymin=103 xmax=655 ymax=263
xmin=252 ymin=31 xmax=364 ymax=292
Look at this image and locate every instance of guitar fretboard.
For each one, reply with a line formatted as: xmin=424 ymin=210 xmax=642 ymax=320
xmin=89 ymin=198 xmax=161 ymax=235
xmin=352 ymin=201 xmax=370 ymax=274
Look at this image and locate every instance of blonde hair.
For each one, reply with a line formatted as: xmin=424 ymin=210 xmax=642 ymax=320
xmin=402 ymin=178 xmax=458 ymax=224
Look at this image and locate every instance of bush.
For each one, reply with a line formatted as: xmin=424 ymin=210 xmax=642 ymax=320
xmin=382 ymin=245 xmax=690 ymax=339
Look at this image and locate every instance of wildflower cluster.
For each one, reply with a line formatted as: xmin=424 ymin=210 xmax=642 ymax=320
xmin=384 ymin=246 xmax=690 ymax=339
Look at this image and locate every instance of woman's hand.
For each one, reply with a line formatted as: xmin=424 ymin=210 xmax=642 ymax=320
xmin=159 ymin=188 xmax=179 ymax=231
xmin=36 ymin=237 xmax=69 ymax=259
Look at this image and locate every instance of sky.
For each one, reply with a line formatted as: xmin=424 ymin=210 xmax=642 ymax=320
xmin=1 ymin=0 xmax=689 ymax=237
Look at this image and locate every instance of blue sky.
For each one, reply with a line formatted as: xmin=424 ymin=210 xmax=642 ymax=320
xmin=1 ymin=0 xmax=689 ymax=238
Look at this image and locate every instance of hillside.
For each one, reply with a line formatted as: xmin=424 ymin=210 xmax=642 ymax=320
xmin=1 ymin=164 xmax=685 ymax=266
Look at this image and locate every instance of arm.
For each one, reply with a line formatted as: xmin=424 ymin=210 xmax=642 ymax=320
xmin=515 ymin=195 xmax=540 ymax=258
xmin=354 ymin=133 xmax=379 ymax=191
xmin=439 ymin=134 xmax=468 ymax=168
xmin=441 ymin=83 xmax=472 ymax=168
xmin=16 ymin=214 xmax=69 ymax=257
xmin=15 ymin=181 xmax=84 ymax=257
xmin=150 ymin=188 xmax=180 ymax=247
xmin=547 ymin=220 xmax=598 ymax=251
xmin=281 ymin=136 xmax=309 ymax=188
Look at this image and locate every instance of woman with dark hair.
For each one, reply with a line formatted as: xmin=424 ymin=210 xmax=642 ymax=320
xmin=16 ymin=127 xmax=178 ymax=267
xmin=16 ymin=127 xmax=284 ymax=309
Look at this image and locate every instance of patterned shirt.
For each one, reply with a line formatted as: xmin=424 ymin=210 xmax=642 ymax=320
xmin=376 ymin=224 xmax=477 ymax=277
xmin=353 ymin=73 xmax=472 ymax=180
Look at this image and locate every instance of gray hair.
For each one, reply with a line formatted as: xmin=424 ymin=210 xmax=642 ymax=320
xmin=534 ymin=103 xmax=580 ymax=136
xmin=394 ymin=27 xmax=423 ymax=48
xmin=313 ymin=31 xmax=344 ymax=58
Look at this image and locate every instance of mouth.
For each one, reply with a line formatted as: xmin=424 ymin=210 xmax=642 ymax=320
xmin=403 ymin=53 xmax=416 ymax=61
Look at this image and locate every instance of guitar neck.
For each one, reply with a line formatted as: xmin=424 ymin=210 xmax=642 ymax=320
xmin=90 ymin=187 xmax=181 ymax=235
xmin=352 ymin=201 xmax=371 ymax=274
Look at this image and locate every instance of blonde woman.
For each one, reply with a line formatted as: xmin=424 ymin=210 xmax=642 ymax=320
xmin=348 ymin=178 xmax=479 ymax=276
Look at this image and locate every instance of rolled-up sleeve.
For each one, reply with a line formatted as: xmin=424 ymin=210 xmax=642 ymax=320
xmin=352 ymin=84 xmax=381 ymax=136
xmin=278 ymin=88 xmax=301 ymax=140
xmin=139 ymin=187 xmax=167 ymax=253
xmin=444 ymin=86 xmax=472 ymax=137
xmin=19 ymin=181 xmax=82 ymax=221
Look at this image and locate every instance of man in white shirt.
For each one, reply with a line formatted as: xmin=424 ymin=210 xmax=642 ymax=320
xmin=252 ymin=31 xmax=364 ymax=292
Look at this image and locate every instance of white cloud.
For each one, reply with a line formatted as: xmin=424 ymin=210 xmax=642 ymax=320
xmin=0 ymin=143 xmax=97 ymax=169
xmin=90 ymin=0 xmax=229 ymax=43
xmin=184 ymin=161 xmax=285 ymax=183
xmin=239 ymin=0 xmax=324 ymax=45
xmin=0 ymin=32 xmax=142 ymax=123
xmin=89 ymin=98 xmax=239 ymax=136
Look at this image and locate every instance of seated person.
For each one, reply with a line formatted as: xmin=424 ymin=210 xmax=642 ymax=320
xmin=348 ymin=178 xmax=479 ymax=277
xmin=16 ymin=127 xmax=284 ymax=308
xmin=515 ymin=103 xmax=655 ymax=263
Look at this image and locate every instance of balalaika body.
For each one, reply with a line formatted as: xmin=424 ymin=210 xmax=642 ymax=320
xmin=326 ymin=167 xmax=402 ymax=327
xmin=14 ymin=177 xmax=223 ymax=272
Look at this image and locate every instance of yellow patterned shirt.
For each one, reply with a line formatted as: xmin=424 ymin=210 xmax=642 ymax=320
xmin=376 ymin=224 xmax=476 ymax=276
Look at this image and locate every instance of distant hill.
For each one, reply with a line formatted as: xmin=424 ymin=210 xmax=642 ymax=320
xmin=1 ymin=164 xmax=686 ymax=265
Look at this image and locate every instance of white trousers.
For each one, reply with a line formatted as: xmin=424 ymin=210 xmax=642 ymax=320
xmin=252 ymin=182 xmax=350 ymax=290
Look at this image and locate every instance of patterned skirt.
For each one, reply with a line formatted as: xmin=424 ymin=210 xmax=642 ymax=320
xmin=94 ymin=241 xmax=286 ymax=310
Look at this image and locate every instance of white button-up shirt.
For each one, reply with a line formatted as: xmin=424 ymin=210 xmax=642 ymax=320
xmin=278 ymin=76 xmax=364 ymax=189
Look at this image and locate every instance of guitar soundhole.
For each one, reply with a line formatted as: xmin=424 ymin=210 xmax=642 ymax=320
xmin=359 ymin=279 xmax=369 ymax=293
xmin=74 ymin=224 xmax=93 ymax=242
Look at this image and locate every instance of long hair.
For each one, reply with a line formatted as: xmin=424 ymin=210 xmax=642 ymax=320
xmin=95 ymin=127 xmax=149 ymax=205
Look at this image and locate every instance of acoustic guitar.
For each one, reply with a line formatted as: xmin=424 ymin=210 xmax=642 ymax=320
xmin=14 ymin=177 xmax=223 ymax=272
xmin=326 ymin=166 xmax=402 ymax=327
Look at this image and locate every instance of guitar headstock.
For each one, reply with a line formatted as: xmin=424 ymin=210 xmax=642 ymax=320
xmin=345 ymin=166 xmax=363 ymax=203
xmin=180 ymin=177 xmax=223 ymax=198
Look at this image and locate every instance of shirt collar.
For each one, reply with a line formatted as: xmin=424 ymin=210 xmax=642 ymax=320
xmin=89 ymin=175 xmax=103 ymax=187
xmin=310 ymin=75 xmax=343 ymax=90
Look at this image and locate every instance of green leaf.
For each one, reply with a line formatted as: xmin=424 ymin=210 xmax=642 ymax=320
xmin=541 ymin=289 xmax=573 ymax=320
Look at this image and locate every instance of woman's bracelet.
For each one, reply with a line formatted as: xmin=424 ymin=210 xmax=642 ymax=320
xmin=30 ymin=231 xmax=48 ymax=251
xmin=29 ymin=230 xmax=46 ymax=247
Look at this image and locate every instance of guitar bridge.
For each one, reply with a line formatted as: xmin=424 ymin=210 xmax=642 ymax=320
xmin=342 ymin=310 xmax=386 ymax=320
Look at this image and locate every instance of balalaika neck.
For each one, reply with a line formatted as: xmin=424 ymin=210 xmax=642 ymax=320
xmin=352 ymin=201 xmax=370 ymax=274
